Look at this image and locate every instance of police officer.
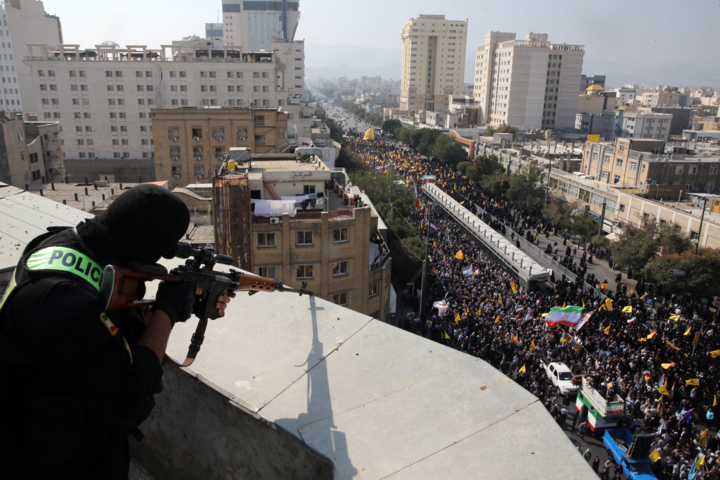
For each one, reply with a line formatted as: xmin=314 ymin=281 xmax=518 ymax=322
xmin=0 ymin=184 xmax=232 ymax=479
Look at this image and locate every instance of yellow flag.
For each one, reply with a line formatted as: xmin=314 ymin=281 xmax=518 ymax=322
xmin=647 ymin=331 xmax=656 ymax=340
xmin=628 ymin=289 xmax=635 ymax=296
xmin=714 ymin=395 xmax=717 ymax=407
xmin=604 ymin=325 xmax=611 ymax=334
xmin=454 ymin=313 xmax=461 ymax=325
xmin=495 ymin=315 xmax=500 ymax=323
xmin=622 ymin=306 xmax=633 ymax=313
xmin=433 ymin=241 xmax=437 ymax=247
xmin=669 ymin=315 xmax=680 ymax=321
xmin=444 ymin=331 xmax=450 ymax=340
xmin=600 ymin=283 xmax=609 ymax=290
xmin=510 ymin=281 xmax=517 ymax=294
xmin=582 ymin=299 xmax=585 ymax=308
xmin=686 ymin=379 xmax=700 ymax=386
xmin=712 ymin=349 xmax=720 ymax=358
xmin=684 ymin=326 xmax=692 ymax=336
xmin=530 ymin=340 xmax=536 ymax=349
xmin=498 ymin=294 xmax=502 ymax=305
xmin=519 ymin=365 xmax=526 ymax=373
xmin=598 ymin=303 xmax=605 ymax=312
xmin=455 ymin=250 xmax=464 ymax=260
xmin=511 ymin=334 xmax=518 ymax=344
xmin=661 ymin=362 xmax=675 ymax=369
xmin=649 ymin=449 xmax=662 ymax=463
xmin=476 ymin=309 xmax=482 ymax=316
xmin=665 ymin=340 xmax=680 ymax=351
xmin=701 ymin=429 xmax=708 ymax=448
xmin=562 ymin=302 xmax=566 ymax=308
xmin=541 ymin=313 xmax=549 ymax=317
xmin=363 ymin=126 xmax=374 ymax=140
xmin=605 ymin=298 xmax=613 ymax=311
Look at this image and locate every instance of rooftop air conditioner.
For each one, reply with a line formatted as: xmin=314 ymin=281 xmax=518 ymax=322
xmin=170 ymin=136 xmax=179 ymax=141
xmin=193 ymin=136 xmax=201 ymax=141
xmin=269 ymin=217 xmax=280 ymax=224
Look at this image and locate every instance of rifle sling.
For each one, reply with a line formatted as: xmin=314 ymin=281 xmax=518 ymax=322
xmin=166 ymin=317 xmax=208 ymax=367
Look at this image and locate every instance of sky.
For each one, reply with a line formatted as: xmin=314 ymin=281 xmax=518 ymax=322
xmin=41 ymin=0 xmax=720 ymax=86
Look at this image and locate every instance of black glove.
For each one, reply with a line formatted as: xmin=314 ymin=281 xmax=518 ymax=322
xmin=154 ymin=281 xmax=197 ymax=326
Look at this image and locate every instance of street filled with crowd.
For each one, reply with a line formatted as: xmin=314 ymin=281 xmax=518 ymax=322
xmin=323 ymin=103 xmax=720 ymax=478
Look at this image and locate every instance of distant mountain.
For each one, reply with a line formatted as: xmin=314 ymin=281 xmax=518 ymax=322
xmin=305 ymin=43 xmax=401 ymax=80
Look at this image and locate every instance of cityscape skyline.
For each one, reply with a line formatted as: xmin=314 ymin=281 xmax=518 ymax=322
xmin=39 ymin=0 xmax=720 ymax=87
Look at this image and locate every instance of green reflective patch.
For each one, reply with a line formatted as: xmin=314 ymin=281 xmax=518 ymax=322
xmin=0 ymin=269 xmax=18 ymax=312
xmin=26 ymin=247 xmax=102 ymax=291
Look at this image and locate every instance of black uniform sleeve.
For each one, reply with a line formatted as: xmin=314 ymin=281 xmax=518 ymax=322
xmin=17 ymin=279 xmax=163 ymax=429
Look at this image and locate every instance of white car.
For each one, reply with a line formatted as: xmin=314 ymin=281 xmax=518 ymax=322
xmin=540 ymin=361 xmax=578 ymax=395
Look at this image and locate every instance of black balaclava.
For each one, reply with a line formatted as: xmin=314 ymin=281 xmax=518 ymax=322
xmin=76 ymin=184 xmax=190 ymax=266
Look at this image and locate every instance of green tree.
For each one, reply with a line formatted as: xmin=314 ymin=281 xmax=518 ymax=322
xmin=467 ymin=155 xmax=503 ymax=183
xmin=591 ymin=234 xmax=611 ymax=250
xmin=335 ymin=147 xmax=364 ymax=173
xmin=457 ymin=161 xmax=472 ymax=175
xmin=570 ymin=210 xmax=597 ymax=244
xmin=431 ymin=135 xmax=467 ymax=166
xmin=480 ymin=171 xmax=510 ymax=195
xmin=543 ymin=199 xmax=575 ymax=232
xmin=382 ymin=119 xmax=403 ymax=136
xmin=642 ymin=249 xmax=720 ymax=300
xmin=506 ymin=160 xmax=546 ymax=212
xmin=388 ymin=236 xmax=425 ymax=285
xmin=417 ymin=129 xmax=442 ymax=156
xmin=366 ymin=112 xmax=384 ymax=127
xmin=610 ymin=216 xmax=660 ymax=271
xmin=657 ymin=222 xmax=693 ymax=255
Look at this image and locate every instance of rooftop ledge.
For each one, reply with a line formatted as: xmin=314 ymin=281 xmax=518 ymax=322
xmin=132 ymin=268 xmax=597 ymax=479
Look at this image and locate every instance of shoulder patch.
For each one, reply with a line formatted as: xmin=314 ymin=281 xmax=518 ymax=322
xmin=100 ymin=312 xmax=118 ymax=336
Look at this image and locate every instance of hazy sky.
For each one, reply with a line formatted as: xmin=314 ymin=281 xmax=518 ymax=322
xmin=41 ymin=0 xmax=719 ymax=84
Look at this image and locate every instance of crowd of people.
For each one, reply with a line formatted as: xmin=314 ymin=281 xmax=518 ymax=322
xmin=329 ymin=109 xmax=720 ymax=478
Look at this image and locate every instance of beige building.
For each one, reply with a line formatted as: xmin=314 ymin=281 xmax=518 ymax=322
xmin=641 ymin=86 xmax=687 ymax=108
xmin=581 ymin=138 xmax=720 ymax=197
xmin=399 ymin=14 xmax=468 ymax=112
xmin=214 ymin=159 xmax=393 ymax=320
xmin=0 ymin=0 xmax=62 ymax=115
xmin=472 ymin=32 xmax=584 ymax=129
xmin=152 ymin=107 xmax=288 ymax=188
xmin=23 ymin=38 xmax=310 ymax=164
xmin=0 ymin=111 xmax=61 ymax=187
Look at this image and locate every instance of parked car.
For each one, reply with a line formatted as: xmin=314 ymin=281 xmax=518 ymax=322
xmin=539 ymin=360 xmax=579 ymax=395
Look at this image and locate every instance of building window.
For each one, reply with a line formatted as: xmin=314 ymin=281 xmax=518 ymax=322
xmin=296 ymin=231 xmax=313 ymax=246
xmin=615 ymin=159 xmax=623 ymax=168
xmin=296 ymin=265 xmax=314 ymax=279
xmin=686 ymin=182 xmax=693 ymax=191
xmin=675 ymin=166 xmax=683 ymax=175
xmin=258 ymin=266 xmax=277 ymax=279
xmin=710 ymin=166 xmax=718 ymax=175
xmin=706 ymin=181 xmax=715 ymax=192
xmin=333 ymin=228 xmax=348 ymax=242
xmin=333 ymin=261 xmax=348 ymax=276
xmin=369 ymin=283 xmax=379 ymax=297
xmin=613 ymin=174 xmax=621 ymax=184
xmin=333 ymin=292 xmax=347 ymax=306
xmin=255 ymin=135 xmax=265 ymax=146
xmin=257 ymin=232 xmax=275 ymax=247
xmin=629 ymin=162 xmax=637 ymax=172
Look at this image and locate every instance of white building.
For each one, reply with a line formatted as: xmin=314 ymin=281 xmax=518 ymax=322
xmin=399 ymin=14 xmax=468 ymax=112
xmin=601 ymin=107 xmax=672 ymax=141
xmin=612 ymin=85 xmax=637 ymax=105
xmin=472 ymin=32 xmax=584 ymax=130
xmin=23 ymin=38 xmax=311 ymax=162
xmin=0 ymin=0 xmax=61 ymax=115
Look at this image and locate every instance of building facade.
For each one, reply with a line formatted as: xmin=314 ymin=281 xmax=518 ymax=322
xmin=0 ymin=0 xmax=61 ymax=115
xmin=612 ymin=108 xmax=672 ymax=141
xmin=152 ymin=107 xmax=288 ymax=188
xmin=580 ymin=74 xmax=605 ymax=92
xmin=23 ymin=39 xmax=310 ymax=165
xmin=472 ymin=32 xmax=584 ymax=130
xmin=0 ymin=111 xmax=61 ymax=187
xmin=399 ymin=14 xmax=468 ymax=112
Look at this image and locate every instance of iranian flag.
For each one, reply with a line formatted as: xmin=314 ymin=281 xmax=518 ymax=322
xmin=544 ymin=306 xmax=594 ymax=330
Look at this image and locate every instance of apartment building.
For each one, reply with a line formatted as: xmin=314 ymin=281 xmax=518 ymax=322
xmin=612 ymin=85 xmax=637 ymax=105
xmin=23 ymin=38 xmax=310 ymax=163
xmin=601 ymin=107 xmax=672 ymax=141
xmin=473 ymin=32 xmax=584 ymax=130
xmin=0 ymin=0 xmax=61 ymax=115
xmin=213 ymin=0 xmax=305 ymax=101
xmin=152 ymin=107 xmax=287 ymax=188
xmin=0 ymin=111 xmax=62 ymax=187
xmin=641 ymin=86 xmax=687 ymax=108
xmin=581 ymin=138 xmax=720 ymax=197
xmin=580 ymin=74 xmax=605 ymax=92
xmin=399 ymin=14 xmax=468 ymax=112
xmin=213 ymin=158 xmax=392 ymax=319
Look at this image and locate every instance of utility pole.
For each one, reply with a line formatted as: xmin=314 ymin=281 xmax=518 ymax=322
xmin=419 ymin=203 xmax=433 ymax=320
xmin=695 ymin=196 xmax=708 ymax=255
xmin=598 ymin=200 xmax=607 ymax=237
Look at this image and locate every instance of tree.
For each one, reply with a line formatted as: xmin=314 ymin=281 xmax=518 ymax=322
xmin=506 ymin=160 xmax=546 ymax=212
xmin=417 ymin=129 xmax=442 ymax=156
xmin=457 ymin=162 xmax=472 ymax=175
xmin=467 ymin=155 xmax=503 ymax=183
xmin=335 ymin=147 xmax=364 ymax=173
xmin=570 ymin=210 xmax=597 ymax=245
xmin=382 ymin=119 xmax=403 ymax=136
xmin=480 ymin=171 xmax=510 ymax=195
xmin=431 ymin=135 xmax=467 ymax=166
xmin=642 ymin=249 xmax=720 ymax=300
xmin=543 ymin=199 xmax=574 ymax=232
xmin=388 ymin=236 xmax=425 ymax=285
xmin=657 ymin=223 xmax=693 ymax=255
xmin=610 ymin=216 xmax=660 ymax=271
